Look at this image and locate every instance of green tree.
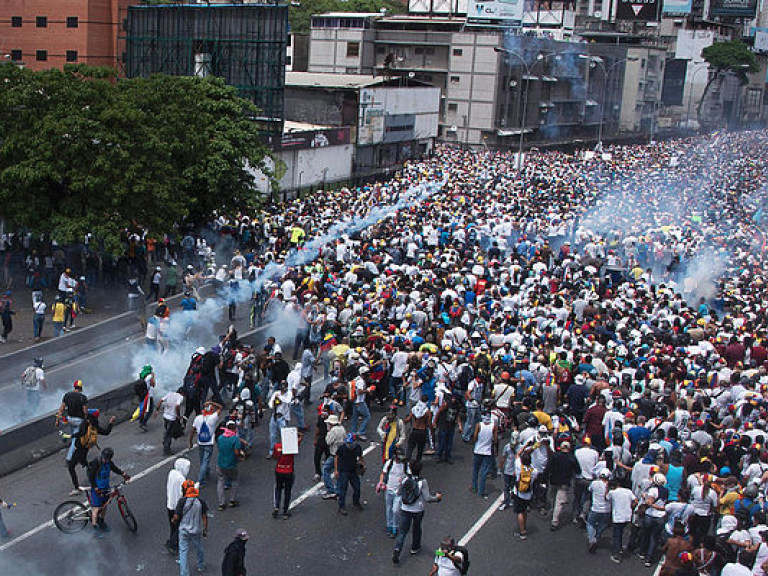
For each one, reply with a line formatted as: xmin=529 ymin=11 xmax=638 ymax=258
xmin=697 ymin=40 xmax=759 ymax=125
xmin=0 ymin=64 xmax=274 ymax=253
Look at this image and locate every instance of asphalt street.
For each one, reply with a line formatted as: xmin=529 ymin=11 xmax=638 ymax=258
xmin=0 ymin=396 xmax=657 ymax=576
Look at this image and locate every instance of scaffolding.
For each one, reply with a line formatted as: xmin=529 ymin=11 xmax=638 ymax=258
xmin=120 ymin=3 xmax=287 ymax=135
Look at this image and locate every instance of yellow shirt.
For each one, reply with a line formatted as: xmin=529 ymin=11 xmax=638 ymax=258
xmin=532 ymin=410 xmax=553 ymax=432
xmin=52 ymin=302 xmax=66 ymax=322
xmin=290 ymin=227 xmax=305 ymax=244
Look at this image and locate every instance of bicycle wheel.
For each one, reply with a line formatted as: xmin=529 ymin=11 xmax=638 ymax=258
xmin=53 ymin=501 xmax=90 ymax=533
xmin=117 ymin=497 xmax=138 ymax=532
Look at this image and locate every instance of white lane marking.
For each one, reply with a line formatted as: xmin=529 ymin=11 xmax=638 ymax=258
xmin=0 ymin=446 xmax=193 ymax=552
xmin=457 ymin=493 xmax=505 ymax=547
xmin=288 ymin=443 xmax=378 ymax=511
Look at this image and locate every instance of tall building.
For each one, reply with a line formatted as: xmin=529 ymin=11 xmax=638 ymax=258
xmin=0 ymin=0 xmax=131 ymax=70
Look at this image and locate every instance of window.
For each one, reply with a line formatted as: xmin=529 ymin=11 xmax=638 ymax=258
xmin=11 ymin=16 xmax=22 ymax=28
xmin=10 ymin=50 xmax=22 ymax=61
xmin=66 ymin=50 xmax=78 ymax=62
xmin=286 ymin=55 xmax=292 ymax=66
xmin=36 ymin=16 xmax=47 ymax=28
xmin=36 ymin=50 xmax=47 ymax=61
xmin=66 ymin=16 xmax=79 ymax=28
xmin=450 ymin=75 xmax=460 ymax=83
xmin=453 ymin=48 xmax=463 ymax=56
xmin=415 ymin=47 xmax=424 ymax=55
xmin=747 ymin=88 xmax=761 ymax=108
xmin=376 ymin=46 xmax=385 ymax=54
xmin=346 ymin=42 xmax=360 ymax=58
xmin=448 ymin=102 xmax=458 ymax=112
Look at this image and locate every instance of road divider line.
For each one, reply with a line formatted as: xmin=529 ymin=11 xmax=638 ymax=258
xmin=289 ymin=443 xmax=377 ymax=511
xmin=457 ymin=494 xmax=504 ymax=547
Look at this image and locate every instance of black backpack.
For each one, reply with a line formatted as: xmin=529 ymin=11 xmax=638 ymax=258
xmin=399 ymin=475 xmax=422 ymax=505
xmin=453 ymin=545 xmax=471 ymax=575
xmin=134 ymin=378 xmax=148 ymax=399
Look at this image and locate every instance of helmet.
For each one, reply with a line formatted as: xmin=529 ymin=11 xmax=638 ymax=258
xmin=101 ymin=447 xmax=115 ymax=461
xmin=527 ymin=415 xmax=539 ymax=429
xmin=653 ymin=473 xmax=666 ymax=486
xmin=500 ymin=371 xmax=510 ymax=380
xmin=73 ymin=379 xmax=83 ymax=389
xmin=33 ymin=357 xmax=43 ymax=368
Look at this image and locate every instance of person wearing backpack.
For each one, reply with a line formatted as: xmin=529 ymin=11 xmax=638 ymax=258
xmin=189 ymin=401 xmax=222 ymax=486
xmin=512 ymin=449 xmax=539 ymax=540
xmin=429 ymin=537 xmax=469 ymax=576
xmin=67 ymin=409 xmax=115 ymax=495
xmin=20 ymin=357 xmax=45 ymax=421
xmin=378 ymin=447 xmax=409 ymax=537
xmin=392 ymin=459 xmax=443 ymax=564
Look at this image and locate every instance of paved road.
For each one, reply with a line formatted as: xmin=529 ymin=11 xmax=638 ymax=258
xmin=0 ymin=396 xmax=656 ymax=576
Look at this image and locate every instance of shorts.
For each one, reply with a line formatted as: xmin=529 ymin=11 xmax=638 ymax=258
xmin=513 ymin=494 xmax=531 ymax=514
xmin=90 ymin=488 xmax=108 ymax=507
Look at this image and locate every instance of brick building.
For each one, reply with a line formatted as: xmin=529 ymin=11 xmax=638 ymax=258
xmin=1 ymin=0 xmax=130 ymax=70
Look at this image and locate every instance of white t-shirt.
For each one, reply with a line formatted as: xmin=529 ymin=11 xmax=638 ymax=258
xmin=193 ymin=413 xmax=219 ymax=446
xmin=391 ymin=351 xmax=409 ymax=378
xmin=589 ymin=480 xmax=611 ymax=514
xmin=433 ymin=551 xmax=464 ymax=576
xmin=606 ymin=487 xmax=635 ymax=523
xmin=162 ymin=391 xmax=184 ymax=421
xmin=720 ymin=563 xmax=752 ymax=576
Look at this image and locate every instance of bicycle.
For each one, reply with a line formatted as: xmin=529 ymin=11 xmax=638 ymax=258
xmin=53 ymin=481 xmax=137 ymax=533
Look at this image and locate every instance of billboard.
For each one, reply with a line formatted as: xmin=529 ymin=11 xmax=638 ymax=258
xmin=271 ymin=127 xmax=351 ymax=150
xmin=662 ymin=59 xmax=687 ymax=106
xmin=662 ymin=0 xmax=692 ymax=14
xmin=616 ymin=0 xmax=661 ymax=20
xmin=467 ymin=0 xmax=524 ymax=23
xmin=754 ymin=29 xmax=768 ymax=54
xmin=711 ymin=0 xmax=757 ymax=17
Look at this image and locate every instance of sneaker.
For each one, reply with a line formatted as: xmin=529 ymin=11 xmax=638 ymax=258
xmin=353 ymin=503 xmax=363 ymax=510
xmin=481 ymin=494 xmax=489 ymax=500
xmin=218 ymin=505 xmax=226 ymax=511
xmin=229 ymin=501 xmax=240 ymax=508
xmin=388 ymin=529 xmax=396 ymax=539
xmin=272 ymin=508 xmax=279 ymax=519
xmin=338 ymin=508 xmax=348 ymax=516
xmin=322 ymin=492 xmax=337 ymax=500
xmin=358 ymin=435 xmax=368 ymax=442
xmin=644 ymin=561 xmax=652 ymax=568
xmin=282 ymin=512 xmax=291 ymax=519
xmin=636 ymin=553 xmax=647 ymax=561
xmin=392 ymin=550 xmax=400 ymax=564
xmin=196 ymin=565 xmax=206 ymax=573
xmin=68 ymin=489 xmax=81 ymax=496
xmin=611 ymin=555 xmax=622 ymax=564
xmin=550 ymin=525 xmax=559 ymax=531
xmin=265 ymin=453 xmax=273 ymax=459
xmin=498 ymin=503 xmax=508 ymax=511
xmin=410 ymin=548 xmax=421 ymax=555
xmin=423 ymin=449 xmax=436 ymax=455
xmin=588 ymin=542 xmax=597 ymax=554
xmin=313 ymin=474 xmax=321 ymax=482
xmin=516 ymin=532 xmax=527 ymax=540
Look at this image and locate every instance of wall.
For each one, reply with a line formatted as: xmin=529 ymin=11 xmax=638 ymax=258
xmin=357 ymin=86 xmax=441 ymax=145
xmin=278 ymin=144 xmax=355 ymax=191
xmin=308 ymin=27 xmax=374 ymax=74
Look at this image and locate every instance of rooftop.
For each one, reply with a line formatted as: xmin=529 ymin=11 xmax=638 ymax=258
xmin=285 ymin=72 xmax=385 ymax=89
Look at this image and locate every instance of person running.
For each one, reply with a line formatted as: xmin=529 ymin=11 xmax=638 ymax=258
xmin=392 ymin=459 xmax=443 ymax=564
xmin=86 ymin=447 xmax=130 ymax=534
xmin=67 ymin=409 xmax=115 ymax=495
xmin=156 ymin=386 xmax=185 ymax=456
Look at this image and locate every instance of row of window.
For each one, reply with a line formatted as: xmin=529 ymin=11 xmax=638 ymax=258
xmin=10 ymin=16 xmax=79 ymax=28
xmin=10 ymin=50 xmax=78 ymax=62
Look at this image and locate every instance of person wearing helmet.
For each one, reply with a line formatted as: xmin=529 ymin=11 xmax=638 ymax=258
xmin=20 ymin=357 xmax=46 ymax=420
xmin=87 ymin=447 xmax=130 ymax=532
xmin=637 ymin=473 xmax=669 ymax=566
xmin=67 ymin=408 xmax=116 ymax=496
xmin=147 ymin=265 xmax=162 ymax=303
xmin=586 ymin=467 xmax=613 ymax=553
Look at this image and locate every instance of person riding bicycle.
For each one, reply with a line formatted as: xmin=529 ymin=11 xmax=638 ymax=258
xmin=87 ymin=447 xmax=129 ymax=533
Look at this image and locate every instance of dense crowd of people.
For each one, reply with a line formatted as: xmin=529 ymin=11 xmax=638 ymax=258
xmin=15 ymin=129 xmax=768 ymax=576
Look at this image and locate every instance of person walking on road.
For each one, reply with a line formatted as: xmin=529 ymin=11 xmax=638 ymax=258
xmin=190 ymin=401 xmax=222 ymax=487
xmin=273 ymin=434 xmax=302 ymax=519
xmin=470 ymin=412 xmax=497 ymax=499
xmin=392 ymin=459 xmax=443 ymax=564
xmin=0 ymin=290 xmax=14 ymax=343
xmin=216 ymin=420 xmax=245 ymax=511
xmin=20 ymin=357 xmax=46 ymax=421
xmin=322 ymin=414 xmax=345 ymax=500
xmin=56 ymin=380 xmax=88 ymax=460
xmin=166 ymin=458 xmax=191 ymax=554
xmin=51 ymin=295 xmax=66 ymax=337
xmin=379 ymin=447 xmax=409 ymax=538
xmin=173 ymin=480 xmax=209 ymax=576
xmin=335 ymin=433 xmax=364 ymax=515
xmin=546 ymin=440 xmax=581 ymax=530
xmin=157 ymin=387 xmax=185 ymax=456
xmin=32 ymin=296 xmax=46 ymax=341
xmin=221 ymin=529 xmax=249 ymax=576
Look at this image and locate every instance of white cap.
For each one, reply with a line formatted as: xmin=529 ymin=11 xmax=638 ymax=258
xmin=598 ymin=468 xmax=611 ymax=479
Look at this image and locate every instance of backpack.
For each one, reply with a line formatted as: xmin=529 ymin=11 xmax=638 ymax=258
xmin=399 ymin=475 xmax=422 ymax=505
xmin=452 ymin=545 xmax=471 ymax=576
xmin=80 ymin=421 xmax=99 ymax=449
xmin=518 ymin=465 xmax=533 ymax=493
xmin=134 ymin=378 xmax=148 ymax=399
xmin=21 ymin=366 xmax=37 ymax=389
xmin=197 ymin=420 xmax=213 ymax=443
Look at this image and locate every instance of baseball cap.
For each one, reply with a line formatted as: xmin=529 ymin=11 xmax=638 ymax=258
xmin=73 ymin=379 xmax=83 ymax=389
xmin=235 ymin=528 xmax=250 ymax=540
xmin=598 ymin=468 xmax=611 ymax=479
xmin=653 ymin=473 xmax=667 ymax=486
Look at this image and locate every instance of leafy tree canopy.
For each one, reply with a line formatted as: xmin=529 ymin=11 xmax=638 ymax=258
xmin=701 ymin=40 xmax=759 ymax=74
xmin=0 ymin=64 xmax=274 ymax=253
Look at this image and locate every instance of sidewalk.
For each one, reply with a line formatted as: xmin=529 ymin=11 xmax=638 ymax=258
xmin=1 ymin=286 xmax=138 ymax=355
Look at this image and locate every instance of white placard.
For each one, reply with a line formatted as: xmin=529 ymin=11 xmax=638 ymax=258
xmin=281 ymin=426 xmax=299 ymax=455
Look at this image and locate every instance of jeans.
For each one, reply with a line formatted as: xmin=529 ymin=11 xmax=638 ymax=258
xmin=322 ymin=456 xmax=337 ymax=494
xmin=640 ymin=515 xmax=665 ymax=562
xmin=197 ymin=445 xmax=213 ymax=485
xmin=385 ymin=490 xmax=402 ymax=532
xmin=22 ymin=389 xmax=40 ymax=420
xmin=166 ymin=508 xmax=178 ymax=551
xmin=613 ymin=522 xmax=629 ymax=554
xmin=462 ymin=405 xmax=480 ymax=442
xmin=395 ymin=510 xmax=424 ymax=552
xmin=274 ymin=472 xmax=294 ymax=513
xmin=268 ymin=415 xmax=285 ymax=456
xmin=351 ymin=402 xmax=370 ymax=437
xmin=217 ymin=468 xmax=239 ymax=507
xmin=162 ymin=418 xmax=175 ymax=454
xmin=389 ymin=376 xmax=404 ymax=403
xmin=33 ymin=314 xmax=45 ymax=338
xmin=572 ymin=478 xmax=591 ymax=520
xmin=551 ymin=485 xmax=571 ymax=527
xmin=586 ymin=510 xmax=611 ymax=545
xmin=53 ymin=321 xmax=64 ymax=337
xmin=0 ymin=506 xmax=8 ymax=538
xmin=436 ymin=427 xmax=456 ymax=461
xmin=290 ymin=402 xmax=305 ymax=429
xmin=503 ymin=473 xmax=515 ymax=506
xmin=471 ymin=454 xmax=493 ymax=496
xmin=337 ymin=471 xmax=361 ymax=509
xmin=65 ymin=417 xmax=83 ymax=461
xmin=178 ymin=530 xmax=205 ymax=576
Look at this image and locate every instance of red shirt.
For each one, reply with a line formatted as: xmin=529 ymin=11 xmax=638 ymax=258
xmin=274 ymin=444 xmax=295 ymax=475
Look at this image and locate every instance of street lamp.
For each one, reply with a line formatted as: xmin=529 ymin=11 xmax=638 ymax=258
xmin=579 ymin=55 xmax=639 ymax=149
xmin=495 ymin=46 xmax=537 ymax=169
